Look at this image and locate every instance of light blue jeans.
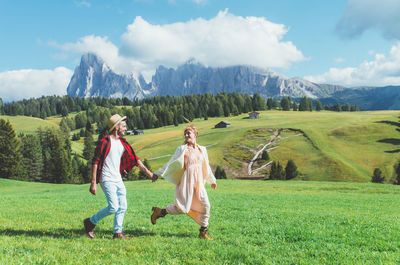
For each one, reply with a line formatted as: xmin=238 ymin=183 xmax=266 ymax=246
xmin=90 ymin=180 xmax=127 ymax=234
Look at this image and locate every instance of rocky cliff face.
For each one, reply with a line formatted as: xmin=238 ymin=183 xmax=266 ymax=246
xmin=151 ymin=60 xmax=344 ymax=98
xmin=67 ymin=53 xmax=151 ymax=99
xmin=66 ymin=53 xmax=345 ymax=100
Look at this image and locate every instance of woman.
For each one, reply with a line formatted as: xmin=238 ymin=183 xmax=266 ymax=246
xmin=151 ymin=124 xmax=217 ymax=240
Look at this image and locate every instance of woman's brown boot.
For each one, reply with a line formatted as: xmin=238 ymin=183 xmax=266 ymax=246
xmin=198 ymin=227 xmax=213 ymax=240
xmin=151 ymin=207 xmax=166 ymax=225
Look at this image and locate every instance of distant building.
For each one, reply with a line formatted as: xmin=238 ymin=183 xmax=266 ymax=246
xmin=214 ymin=121 xmax=231 ymax=128
xmin=249 ymin=111 xmax=260 ymax=119
xmin=134 ymin=129 xmax=144 ymax=135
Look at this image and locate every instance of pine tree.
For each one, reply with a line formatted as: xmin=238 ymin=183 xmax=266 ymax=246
xmin=292 ymin=101 xmax=298 ymax=111
xmin=342 ymin=103 xmax=351 ymax=112
xmin=0 ymin=119 xmax=23 ymax=179
xmin=38 ymin=128 xmax=73 ymax=183
xmin=394 ymin=162 xmax=400 ymax=185
xmin=266 ymin=98 xmax=273 ymax=110
xmin=280 ymin=97 xmax=290 ymax=111
xmin=285 ymin=160 xmax=298 ymax=180
xmin=83 ymin=132 xmax=95 ymax=161
xmin=252 ymin=93 xmax=266 ymax=111
xmin=277 ymin=162 xmax=285 ymax=180
xmin=269 ymin=161 xmax=278 ymax=180
xmin=261 ymin=150 xmax=270 ymax=161
xmin=299 ymin=97 xmax=308 ymax=111
xmin=316 ymin=100 xmax=323 ymax=111
xmin=19 ymin=134 xmax=43 ymax=181
xmin=371 ymin=168 xmax=384 ymax=183
xmin=215 ymin=166 xmax=222 ymax=179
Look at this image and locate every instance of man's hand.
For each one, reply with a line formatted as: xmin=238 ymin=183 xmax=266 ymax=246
xmin=211 ymin=183 xmax=217 ymax=190
xmin=90 ymin=183 xmax=97 ymax=195
xmin=152 ymin=173 xmax=159 ymax=182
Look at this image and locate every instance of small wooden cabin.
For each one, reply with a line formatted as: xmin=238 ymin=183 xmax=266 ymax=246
xmin=134 ymin=129 xmax=144 ymax=135
xmin=249 ymin=111 xmax=260 ymax=119
xmin=214 ymin=121 xmax=231 ymax=128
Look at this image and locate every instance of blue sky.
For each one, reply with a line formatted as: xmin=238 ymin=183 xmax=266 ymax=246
xmin=1 ymin=0 xmax=400 ymax=102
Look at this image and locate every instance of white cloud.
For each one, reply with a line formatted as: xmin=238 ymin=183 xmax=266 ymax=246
xmin=334 ymin=57 xmax=345 ymax=63
xmin=336 ymin=0 xmax=400 ymax=39
xmin=51 ymin=10 xmax=305 ymax=81
xmin=191 ymin=0 xmax=207 ymax=5
xmin=74 ymin=1 xmax=91 ymax=8
xmin=119 ymin=9 xmax=305 ymax=74
xmin=305 ymin=42 xmax=400 ymax=87
xmin=0 ymin=67 xmax=73 ymax=102
xmin=50 ymin=35 xmax=150 ymax=77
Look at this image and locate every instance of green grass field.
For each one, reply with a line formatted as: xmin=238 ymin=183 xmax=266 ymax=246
xmin=1 ymin=178 xmax=399 ymax=264
xmin=0 ymin=115 xmax=57 ymax=133
xmin=3 ymin=110 xmax=400 ymax=182
xmin=125 ymin=110 xmax=400 ymax=182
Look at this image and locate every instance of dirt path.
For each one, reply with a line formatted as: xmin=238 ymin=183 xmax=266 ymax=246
xmin=247 ymin=129 xmax=281 ymax=175
xmin=247 ymin=129 xmax=303 ymax=175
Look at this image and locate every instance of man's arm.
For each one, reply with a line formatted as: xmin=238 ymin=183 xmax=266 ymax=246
xmin=137 ymin=160 xmax=157 ymax=181
xmin=89 ymin=164 xmax=98 ymax=195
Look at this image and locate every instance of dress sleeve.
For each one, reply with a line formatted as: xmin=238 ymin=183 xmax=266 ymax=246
xmin=202 ymin=146 xmax=216 ymax=185
xmin=155 ymin=145 xmax=183 ymax=177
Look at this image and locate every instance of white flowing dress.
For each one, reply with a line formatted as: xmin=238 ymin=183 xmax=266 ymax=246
xmin=155 ymin=144 xmax=216 ymax=227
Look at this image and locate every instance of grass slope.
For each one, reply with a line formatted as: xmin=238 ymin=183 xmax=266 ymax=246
xmin=3 ymin=110 xmax=400 ymax=182
xmin=0 ymin=178 xmax=399 ymax=264
xmin=0 ymin=115 xmax=57 ymax=133
xmin=128 ymin=111 xmax=400 ymax=182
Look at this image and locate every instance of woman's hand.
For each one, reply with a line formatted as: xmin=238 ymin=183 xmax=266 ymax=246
xmin=211 ymin=183 xmax=217 ymax=190
xmin=152 ymin=173 xmax=159 ymax=182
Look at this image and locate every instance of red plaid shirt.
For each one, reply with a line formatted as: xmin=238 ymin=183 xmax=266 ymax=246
xmin=92 ymin=135 xmax=139 ymax=182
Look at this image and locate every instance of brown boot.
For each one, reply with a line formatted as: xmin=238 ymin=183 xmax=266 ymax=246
xmin=83 ymin=218 xmax=96 ymax=239
xmin=151 ymin=207 xmax=165 ymax=225
xmin=199 ymin=228 xmax=213 ymax=240
xmin=113 ymin=232 xmax=131 ymax=240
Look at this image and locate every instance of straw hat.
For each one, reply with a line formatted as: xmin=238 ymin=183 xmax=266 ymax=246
xmin=108 ymin=114 xmax=126 ymax=133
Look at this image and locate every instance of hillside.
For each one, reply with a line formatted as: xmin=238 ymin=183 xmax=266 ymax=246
xmin=1 ymin=178 xmax=399 ymax=264
xmin=3 ymin=110 xmax=400 ymax=182
xmin=124 ymin=110 xmax=400 ymax=182
xmin=0 ymin=115 xmax=58 ymax=133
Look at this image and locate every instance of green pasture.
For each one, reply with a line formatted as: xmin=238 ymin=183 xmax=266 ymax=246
xmin=0 ymin=115 xmax=57 ymax=133
xmin=3 ymin=110 xmax=400 ymax=182
xmin=127 ymin=110 xmax=400 ymax=182
xmin=0 ymin=178 xmax=399 ymax=264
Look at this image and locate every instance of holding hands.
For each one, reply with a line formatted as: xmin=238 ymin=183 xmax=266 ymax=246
xmin=151 ymin=173 xmax=159 ymax=182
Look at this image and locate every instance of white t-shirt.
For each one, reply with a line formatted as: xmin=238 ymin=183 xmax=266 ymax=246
xmin=101 ymin=137 xmax=125 ymax=182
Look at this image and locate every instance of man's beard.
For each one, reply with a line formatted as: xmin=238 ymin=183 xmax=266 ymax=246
xmin=117 ymin=129 xmax=125 ymax=136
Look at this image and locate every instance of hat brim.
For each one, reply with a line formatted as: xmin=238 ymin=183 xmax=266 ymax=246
xmin=108 ymin=116 xmax=127 ymax=133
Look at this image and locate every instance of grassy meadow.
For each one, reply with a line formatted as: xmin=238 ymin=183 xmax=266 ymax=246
xmin=125 ymin=110 xmax=400 ymax=182
xmin=3 ymin=110 xmax=400 ymax=182
xmin=1 ymin=178 xmax=399 ymax=264
xmin=0 ymin=115 xmax=58 ymax=134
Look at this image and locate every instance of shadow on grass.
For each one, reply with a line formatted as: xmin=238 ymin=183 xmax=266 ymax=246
xmin=377 ymin=138 xmax=400 ymax=145
xmin=0 ymin=228 xmax=86 ymax=238
xmin=375 ymin=120 xmax=400 ymax=127
xmin=156 ymin=231 xmax=193 ymax=238
xmin=377 ymin=138 xmax=400 ymax=153
xmin=0 ymin=227 xmax=157 ymax=239
xmin=376 ymin=118 xmax=400 ymax=153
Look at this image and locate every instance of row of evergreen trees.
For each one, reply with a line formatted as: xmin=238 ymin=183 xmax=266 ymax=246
xmin=0 ymin=94 xmax=358 ymax=120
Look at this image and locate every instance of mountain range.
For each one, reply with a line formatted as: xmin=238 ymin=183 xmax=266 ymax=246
xmin=67 ymin=53 xmax=400 ymax=110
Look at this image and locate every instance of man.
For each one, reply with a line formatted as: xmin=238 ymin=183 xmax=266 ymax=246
xmin=83 ymin=114 xmax=156 ymax=240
